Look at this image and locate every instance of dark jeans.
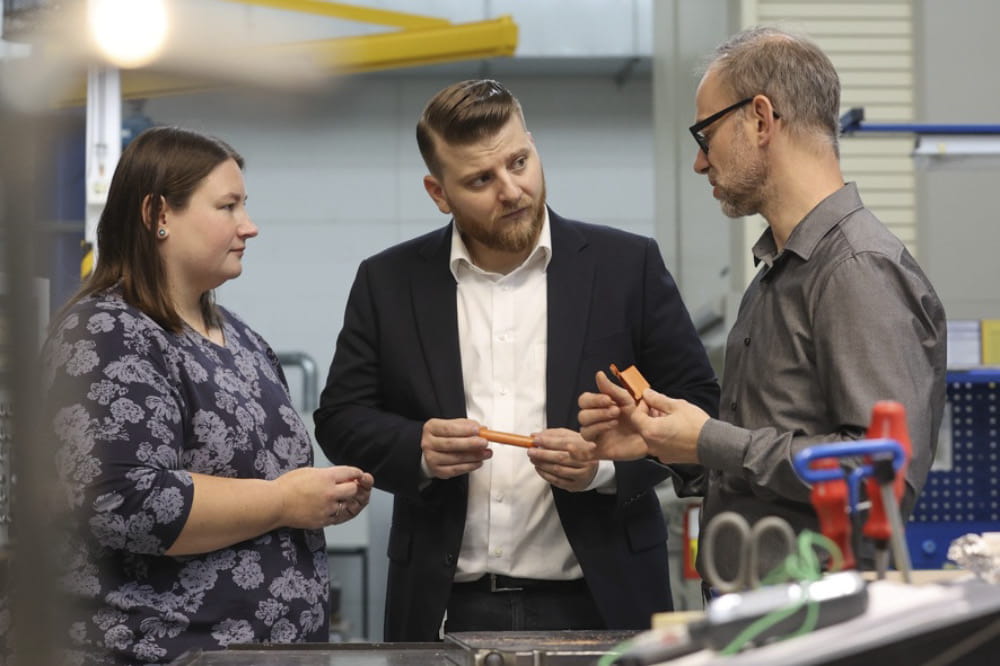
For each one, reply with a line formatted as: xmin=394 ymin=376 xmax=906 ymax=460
xmin=446 ymin=574 xmax=605 ymax=633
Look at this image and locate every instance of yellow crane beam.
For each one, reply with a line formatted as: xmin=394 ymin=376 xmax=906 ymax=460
xmin=220 ymin=0 xmax=452 ymax=29
xmin=274 ymin=14 xmax=518 ymax=73
xmin=53 ymin=8 xmax=517 ymax=105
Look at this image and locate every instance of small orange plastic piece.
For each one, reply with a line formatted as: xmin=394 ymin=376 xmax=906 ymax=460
xmin=478 ymin=427 xmax=534 ymax=448
xmin=609 ymin=363 xmax=651 ymax=402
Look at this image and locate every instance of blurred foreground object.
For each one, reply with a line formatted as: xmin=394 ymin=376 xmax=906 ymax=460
xmin=1 ymin=0 xmax=518 ymax=109
xmin=948 ymin=532 xmax=1000 ymax=584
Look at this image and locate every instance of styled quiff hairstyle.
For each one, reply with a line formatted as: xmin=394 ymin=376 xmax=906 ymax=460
xmin=416 ymin=79 xmax=525 ymax=176
xmin=707 ymin=26 xmax=841 ymax=155
xmin=62 ymin=126 xmax=243 ymax=332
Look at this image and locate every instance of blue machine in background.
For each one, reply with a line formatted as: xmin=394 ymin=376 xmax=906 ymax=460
xmin=907 ymin=370 xmax=1000 ymax=568
xmin=50 ymin=112 xmax=86 ymax=314
xmin=48 ymin=103 xmax=156 ymax=315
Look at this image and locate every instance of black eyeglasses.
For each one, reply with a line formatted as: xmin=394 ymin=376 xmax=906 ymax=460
xmin=689 ymin=97 xmax=780 ymax=155
xmin=689 ymin=98 xmax=752 ymax=155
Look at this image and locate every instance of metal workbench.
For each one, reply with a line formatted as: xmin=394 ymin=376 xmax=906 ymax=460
xmin=170 ymin=629 xmax=638 ymax=666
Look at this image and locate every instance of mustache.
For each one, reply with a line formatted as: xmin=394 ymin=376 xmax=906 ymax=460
xmin=500 ymin=199 xmax=526 ymax=213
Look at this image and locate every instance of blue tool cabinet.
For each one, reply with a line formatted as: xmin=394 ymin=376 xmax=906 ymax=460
xmin=907 ymin=370 xmax=1000 ymax=568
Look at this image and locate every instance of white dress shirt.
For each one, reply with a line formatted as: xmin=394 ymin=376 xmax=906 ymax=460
xmin=442 ymin=211 xmax=614 ymax=582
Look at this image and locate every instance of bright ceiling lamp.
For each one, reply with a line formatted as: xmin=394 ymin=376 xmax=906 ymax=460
xmin=87 ymin=0 xmax=169 ymax=68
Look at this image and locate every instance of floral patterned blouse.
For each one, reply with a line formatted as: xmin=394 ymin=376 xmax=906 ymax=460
xmin=43 ymin=288 xmax=328 ymax=665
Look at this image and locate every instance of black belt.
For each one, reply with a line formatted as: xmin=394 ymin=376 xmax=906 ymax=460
xmin=455 ymin=573 xmax=586 ymax=593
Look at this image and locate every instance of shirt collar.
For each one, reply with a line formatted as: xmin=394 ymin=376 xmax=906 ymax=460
xmin=752 ymin=182 xmax=864 ymax=267
xmin=449 ymin=208 xmax=552 ymax=280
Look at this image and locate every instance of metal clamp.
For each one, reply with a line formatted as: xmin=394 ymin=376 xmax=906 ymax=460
xmin=794 ymin=438 xmax=906 ymax=513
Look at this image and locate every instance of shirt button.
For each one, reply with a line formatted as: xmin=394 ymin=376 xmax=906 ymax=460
xmin=444 ymin=553 xmax=454 ymax=566
xmin=492 ymin=548 xmax=502 ymax=557
xmin=730 ymin=401 xmax=737 ymax=410
xmin=744 ymin=337 xmax=751 ymax=346
xmin=495 ymin=493 xmax=504 ymax=502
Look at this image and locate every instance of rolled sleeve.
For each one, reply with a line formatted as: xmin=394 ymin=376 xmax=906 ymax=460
xmin=88 ymin=468 xmax=194 ymax=554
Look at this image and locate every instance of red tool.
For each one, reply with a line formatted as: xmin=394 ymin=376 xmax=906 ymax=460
xmin=861 ymin=401 xmax=912 ymax=580
xmin=809 ymin=457 xmax=855 ymax=570
xmin=796 ymin=401 xmax=912 ymax=576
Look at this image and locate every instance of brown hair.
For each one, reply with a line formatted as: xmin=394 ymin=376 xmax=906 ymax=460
xmin=706 ymin=26 xmax=841 ymax=155
xmin=416 ymin=79 xmax=525 ymax=176
xmin=60 ymin=126 xmax=243 ymax=332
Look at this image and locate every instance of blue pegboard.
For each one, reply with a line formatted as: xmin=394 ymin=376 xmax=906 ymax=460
xmin=907 ymin=370 xmax=1000 ymax=568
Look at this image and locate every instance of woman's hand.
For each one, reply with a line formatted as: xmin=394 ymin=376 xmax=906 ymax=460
xmin=274 ymin=466 xmax=374 ymax=529
xmin=165 ymin=467 xmax=376 ymax=556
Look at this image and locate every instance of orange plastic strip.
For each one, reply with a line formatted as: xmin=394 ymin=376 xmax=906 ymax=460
xmin=479 ymin=427 xmax=534 ymax=448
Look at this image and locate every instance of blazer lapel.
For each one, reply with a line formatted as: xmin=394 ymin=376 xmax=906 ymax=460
xmin=412 ymin=224 xmax=467 ymax=419
xmin=546 ymin=211 xmax=595 ymax=429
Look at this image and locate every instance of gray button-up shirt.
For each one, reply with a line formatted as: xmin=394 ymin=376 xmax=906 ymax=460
xmin=694 ymin=183 xmax=947 ymax=581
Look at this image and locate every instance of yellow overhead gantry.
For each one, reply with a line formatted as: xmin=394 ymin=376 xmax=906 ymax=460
xmin=228 ymin=0 xmax=518 ymax=78
xmin=222 ymin=0 xmax=519 ymax=75
xmin=61 ymin=1 xmax=518 ymax=104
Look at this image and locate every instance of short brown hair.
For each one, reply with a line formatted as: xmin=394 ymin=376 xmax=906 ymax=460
xmin=706 ymin=26 xmax=841 ymax=155
xmin=416 ymin=79 xmax=525 ymax=176
xmin=60 ymin=126 xmax=243 ymax=332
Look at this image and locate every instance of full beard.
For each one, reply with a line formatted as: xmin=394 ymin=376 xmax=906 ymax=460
xmin=459 ymin=180 xmax=547 ymax=254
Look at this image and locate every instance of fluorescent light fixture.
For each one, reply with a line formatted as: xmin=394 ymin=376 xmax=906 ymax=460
xmin=913 ymin=136 xmax=1000 ymax=169
xmin=914 ymin=135 xmax=1000 ymax=156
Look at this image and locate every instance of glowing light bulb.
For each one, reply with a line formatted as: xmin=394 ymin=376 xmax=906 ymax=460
xmin=87 ymin=0 xmax=169 ymax=68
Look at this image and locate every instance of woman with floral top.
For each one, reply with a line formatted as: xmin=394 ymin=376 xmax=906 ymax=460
xmin=42 ymin=126 xmax=373 ymax=665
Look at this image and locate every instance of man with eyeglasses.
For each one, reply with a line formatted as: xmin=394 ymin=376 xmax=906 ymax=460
xmin=574 ymin=26 xmax=947 ymax=585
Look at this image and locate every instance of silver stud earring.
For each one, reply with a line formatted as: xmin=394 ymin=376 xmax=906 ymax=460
xmin=158 ymin=228 xmax=167 ymax=238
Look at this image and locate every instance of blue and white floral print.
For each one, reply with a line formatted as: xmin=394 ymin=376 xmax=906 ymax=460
xmin=44 ymin=288 xmax=327 ymax=665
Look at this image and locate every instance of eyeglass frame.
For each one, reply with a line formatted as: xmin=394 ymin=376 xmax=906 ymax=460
xmin=688 ymin=95 xmax=781 ymax=155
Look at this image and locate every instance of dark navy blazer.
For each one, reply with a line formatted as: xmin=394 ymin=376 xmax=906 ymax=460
xmin=315 ymin=209 xmax=720 ymax=641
